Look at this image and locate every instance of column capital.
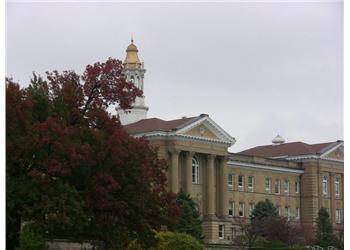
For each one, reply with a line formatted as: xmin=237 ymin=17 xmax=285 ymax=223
xmin=169 ymin=148 xmax=181 ymax=155
xmin=219 ymin=155 xmax=229 ymax=163
xmin=207 ymin=154 xmax=216 ymax=161
xmin=184 ymin=151 xmax=195 ymax=158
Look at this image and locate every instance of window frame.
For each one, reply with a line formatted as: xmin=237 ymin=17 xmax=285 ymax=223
xmin=218 ymin=224 xmax=225 ymax=239
xmin=247 ymin=176 xmax=254 ymax=192
xmin=295 ymin=181 xmax=300 ymax=194
xmin=275 ymin=179 xmax=281 ymax=195
xmin=192 ymin=157 xmax=200 ymax=184
xmin=335 ymin=209 xmax=341 ymax=224
xmin=335 ymin=176 xmax=340 ymax=198
xmin=285 ymin=206 xmax=290 ymax=220
xmin=296 ymin=207 xmax=300 ymax=220
xmin=239 ymin=203 xmax=245 ymax=217
xmin=284 ymin=180 xmax=290 ymax=195
xmin=228 ymin=201 xmax=235 ymax=217
xmin=322 ymin=175 xmax=328 ymax=195
xmin=249 ymin=203 xmax=255 ymax=215
xmin=228 ymin=173 xmax=234 ymax=191
xmin=238 ymin=175 xmax=244 ymax=191
xmin=277 ymin=205 xmax=281 ymax=216
xmin=265 ymin=177 xmax=271 ymax=193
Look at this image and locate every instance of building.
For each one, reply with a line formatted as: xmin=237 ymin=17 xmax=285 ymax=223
xmin=119 ymin=40 xmax=344 ymax=246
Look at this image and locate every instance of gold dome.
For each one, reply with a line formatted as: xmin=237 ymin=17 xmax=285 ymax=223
xmin=124 ymin=39 xmax=141 ymax=67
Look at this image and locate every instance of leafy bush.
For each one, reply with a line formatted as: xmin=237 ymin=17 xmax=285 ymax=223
xmin=15 ymin=225 xmax=47 ymax=250
xmin=155 ymin=232 xmax=203 ymax=250
xmin=127 ymin=231 xmax=203 ymax=250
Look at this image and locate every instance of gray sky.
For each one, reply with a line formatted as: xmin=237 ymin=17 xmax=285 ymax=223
xmin=6 ymin=1 xmax=343 ymax=152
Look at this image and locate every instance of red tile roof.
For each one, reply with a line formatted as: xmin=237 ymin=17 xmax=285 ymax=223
xmin=238 ymin=141 xmax=335 ymax=158
xmin=124 ymin=116 xmax=198 ymax=134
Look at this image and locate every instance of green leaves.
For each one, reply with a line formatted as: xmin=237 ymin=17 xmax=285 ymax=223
xmin=174 ymin=190 xmax=203 ymax=242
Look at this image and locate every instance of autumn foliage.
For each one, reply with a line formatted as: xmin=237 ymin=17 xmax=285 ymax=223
xmin=6 ymin=58 xmax=179 ymax=250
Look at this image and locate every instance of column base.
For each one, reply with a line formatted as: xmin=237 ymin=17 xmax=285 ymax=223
xmin=203 ymin=214 xmax=218 ymax=220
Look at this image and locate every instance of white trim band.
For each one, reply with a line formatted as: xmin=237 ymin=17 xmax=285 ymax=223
xmin=228 ymin=160 xmax=304 ymax=174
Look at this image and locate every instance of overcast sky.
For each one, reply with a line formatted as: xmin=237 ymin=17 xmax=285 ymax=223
xmin=6 ymin=1 xmax=343 ymax=152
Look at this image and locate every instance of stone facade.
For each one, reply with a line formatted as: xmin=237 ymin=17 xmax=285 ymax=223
xmin=119 ymin=40 xmax=343 ymax=246
xmin=134 ymin=125 xmax=344 ymax=245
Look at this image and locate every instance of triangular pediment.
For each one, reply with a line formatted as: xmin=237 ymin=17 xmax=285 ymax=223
xmin=175 ymin=115 xmax=236 ymax=145
xmin=183 ymin=123 xmax=220 ymax=140
xmin=321 ymin=144 xmax=344 ymax=161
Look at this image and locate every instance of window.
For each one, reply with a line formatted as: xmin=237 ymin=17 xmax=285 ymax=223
xmin=275 ymin=179 xmax=281 ymax=194
xmin=265 ymin=177 xmax=271 ymax=193
xmin=248 ymin=176 xmax=254 ymax=192
xmin=192 ymin=157 xmax=199 ymax=184
xmin=228 ymin=174 xmax=234 ymax=191
xmin=284 ymin=180 xmax=290 ymax=195
xmin=228 ymin=201 xmax=235 ymax=216
xmin=218 ymin=224 xmax=225 ymax=239
xmin=277 ymin=205 xmax=281 ymax=216
xmin=295 ymin=181 xmax=300 ymax=194
xmin=323 ymin=175 xmax=328 ymax=195
xmin=335 ymin=209 xmax=341 ymax=224
xmin=238 ymin=175 xmax=244 ymax=191
xmin=335 ymin=177 xmax=340 ymax=198
xmin=239 ymin=203 xmax=245 ymax=217
xmin=249 ymin=203 xmax=255 ymax=215
xmin=231 ymin=227 xmax=236 ymax=238
xmin=285 ymin=207 xmax=290 ymax=220
xmin=296 ymin=207 xmax=300 ymax=220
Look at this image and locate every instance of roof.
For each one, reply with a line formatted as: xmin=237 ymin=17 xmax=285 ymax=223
xmin=124 ymin=116 xmax=199 ymax=134
xmin=238 ymin=141 xmax=337 ymax=158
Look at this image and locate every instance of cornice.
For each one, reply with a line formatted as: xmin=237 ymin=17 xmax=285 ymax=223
xmin=228 ymin=160 xmax=304 ymax=174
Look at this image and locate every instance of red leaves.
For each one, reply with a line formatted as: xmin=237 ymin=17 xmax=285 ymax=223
xmin=6 ymin=58 xmax=179 ymax=248
xmin=82 ymin=58 xmax=142 ymax=111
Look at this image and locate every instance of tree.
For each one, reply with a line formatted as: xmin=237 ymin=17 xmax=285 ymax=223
xmin=235 ymin=218 xmax=260 ymax=248
xmin=316 ymin=207 xmax=334 ymax=248
xmin=250 ymin=199 xmax=278 ymax=221
xmin=6 ymin=58 xmax=180 ymax=250
xmin=244 ymin=199 xmax=305 ymax=247
xmin=249 ymin=199 xmax=279 ymax=238
xmin=174 ymin=190 xmax=203 ymax=241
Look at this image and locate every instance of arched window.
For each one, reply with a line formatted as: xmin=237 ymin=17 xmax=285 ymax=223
xmin=192 ymin=157 xmax=199 ymax=184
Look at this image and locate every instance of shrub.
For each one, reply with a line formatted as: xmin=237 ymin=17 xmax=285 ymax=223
xmin=127 ymin=231 xmax=203 ymax=250
xmin=15 ymin=225 xmax=47 ymax=250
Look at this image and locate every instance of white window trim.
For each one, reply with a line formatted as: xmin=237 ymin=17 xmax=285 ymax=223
xmin=284 ymin=180 xmax=290 ymax=195
xmin=335 ymin=209 xmax=341 ymax=224
xmin=228 ymin=201 xmax=235 ymax=217
xmin=239 ymin=203 xmax=245 ymax=217
xmin=249 ymin=203 xmax=255 ymax=215
xmin=248 ymin=176 xmax=254 ymax=192
xmin=277 ymin=206 xmax=281 ymax=216
xmin=285 ymin=207 xmax=290 ymax=220
xmin=192 ymin=157 xmax=199 ymax=184
xmin=218 ymin=224 xmax=225 ymax=239
xmin=335 ymin=177 xmax=340 ymax=198
xmin=275 ymin=179 xmax=281 ymax=195
xmin=265 ymin=177 xmax=271 ymax=193
xmin=238 ymin=175 xmax=244 ymax=191
xmin=228 ymin=174 xmax=234 ymax=191
xmin=295 ymin=181 xmax=300 ymax=194
xmin=323 ymin=175 xmax=328 ymax=195
xmin=296 ymin=207 xmax=300 ymax=220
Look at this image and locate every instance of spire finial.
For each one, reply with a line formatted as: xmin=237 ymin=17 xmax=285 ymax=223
xmin=131 ymin=34 xmax=134 ymax=43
